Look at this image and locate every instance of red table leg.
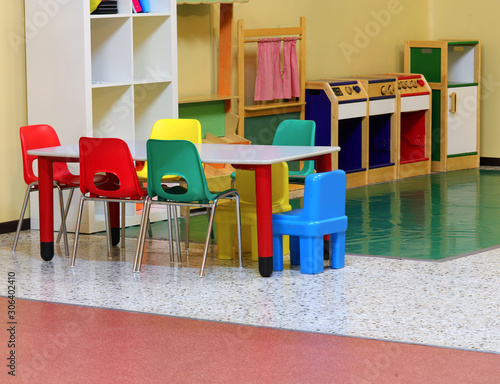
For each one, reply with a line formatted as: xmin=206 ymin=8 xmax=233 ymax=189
xmin=38 ymin=157 xmax=54 ymax=261
xmin=316 ymin=153 xmax=332 ymax=173
xmin=254 ymin=165 xmax=273 ymax=277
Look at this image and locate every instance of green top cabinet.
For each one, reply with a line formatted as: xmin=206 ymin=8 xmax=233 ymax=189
xmin=404 ymin=40 xmax=481 ymax=172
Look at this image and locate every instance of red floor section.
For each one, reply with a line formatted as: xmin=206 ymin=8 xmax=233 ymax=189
xmin=1 ymin=297 xmax=499 ymax=383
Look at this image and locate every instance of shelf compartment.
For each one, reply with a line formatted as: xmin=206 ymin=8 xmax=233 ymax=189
xmin=133 ymin=15 xmax=174 ymax=82
xmin=92 ymin=85 xmax=135 ymax=139
xmin=91 ymin=17 xmax=133 ymax=84
xmin=147 ymin=0 xmax=173 ymax=13
xmin=134 ymin=82 xmax=174 ymax=140
xmin=447 ymin=44 xmax=477 ymax=84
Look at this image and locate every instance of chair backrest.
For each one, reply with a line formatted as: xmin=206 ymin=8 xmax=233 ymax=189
xmin=147 ymin=139 xmax=213 ymax=204
xmin=272 ymin=119 xmax=316 ymax=147
xmin=79 ymin=137 xmax=146 ymax=199
xmin=19 ymin=124 xmax=73 ymax=185
xmin=150 ymin=119 xmax=202 ymax=143
xmin=137 ymin=119 xmax=202 ymax=179
xmin=234 ymin=162 xmax=289 ymax=205
xmin=301 ymin=170 xmax=346 ymax=221
xmin=272 ymin=119 xmax=316 ymax=176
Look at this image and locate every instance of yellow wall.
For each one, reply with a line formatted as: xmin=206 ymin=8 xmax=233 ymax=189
xmin=178 ymin=0 xmax=430 ymax=96
xmin=233 ymin=0 xmax=429 ymax=78
xmin=430 ymin=0 xmax=499 ymax=158
xmin=0 ymin=0 xmax=497 ymax=223
xmin=1 ymin=1 xmax=26 ymax=222
xmin=178 ymin=4 xmax=218 ymax=97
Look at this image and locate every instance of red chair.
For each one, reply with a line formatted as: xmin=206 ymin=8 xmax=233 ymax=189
xmin=70 ymin=137 xmax=148 ymax=267
xmin=13 ymin=125 xmax=81 ymax=255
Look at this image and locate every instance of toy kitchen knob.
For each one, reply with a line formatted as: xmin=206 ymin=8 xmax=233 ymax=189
xmin=418 ymin=79 xmax=425 ymax=87
xmin=381 ymin=85 xmax=387 ymax=95
xmin=353 ymin=85 xmax=361 ymax=93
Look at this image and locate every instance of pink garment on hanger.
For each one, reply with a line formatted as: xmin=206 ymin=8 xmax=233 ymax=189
xmin=254 ymin=38 xmax=283 ymax=101
xmin=282 ymin=37 xmax=300 ymax=99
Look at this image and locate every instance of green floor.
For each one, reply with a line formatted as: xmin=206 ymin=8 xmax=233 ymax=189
xmin=125 ymin=169 xmax=500 ymax=261
xmin=346 ymin=168 xmax=500 ymax=260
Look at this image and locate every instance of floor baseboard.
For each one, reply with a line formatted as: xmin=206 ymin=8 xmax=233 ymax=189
xmin=0 ymin=219 xmax=28 ymax=234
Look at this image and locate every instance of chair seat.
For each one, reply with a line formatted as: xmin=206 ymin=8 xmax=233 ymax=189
xmin=273 ymin=210 xmax=347 ymax=237
xmin=55 ymin=174 xmax=81 ymax=187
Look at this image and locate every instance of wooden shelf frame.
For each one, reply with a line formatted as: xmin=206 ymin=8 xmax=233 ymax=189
xmin=404 ymin=40 xmax=481 ymax=172
xmin=237 ymin=17 xmax=306 ymax=136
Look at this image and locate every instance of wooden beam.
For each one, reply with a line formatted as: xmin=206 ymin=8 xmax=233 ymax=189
xmin=219 ymin=3 xmax=233 ymax=112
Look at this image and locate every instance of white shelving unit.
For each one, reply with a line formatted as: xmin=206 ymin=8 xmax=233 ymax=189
xmin=25 ymin=0 xmax=178 ymax=233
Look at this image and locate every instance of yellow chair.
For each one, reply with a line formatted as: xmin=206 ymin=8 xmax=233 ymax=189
xmin=136 ymin=119 xmax=202 ymax=257
xmin=215 ymin=162 xmax=291 ymax=262
xmin=137 ymin=119 xmax=202 ymax=181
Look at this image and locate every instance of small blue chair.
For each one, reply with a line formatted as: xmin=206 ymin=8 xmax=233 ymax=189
xmin=272 ymin=170 xmax=348 ymax=274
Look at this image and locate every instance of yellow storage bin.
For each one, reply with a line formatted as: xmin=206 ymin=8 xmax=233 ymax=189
xmin=215 ymin=162 xmax=291 ymax=261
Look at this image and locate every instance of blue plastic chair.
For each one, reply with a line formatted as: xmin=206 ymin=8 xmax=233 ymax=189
xmin=272 ymin=170 xmax=348 ymax=274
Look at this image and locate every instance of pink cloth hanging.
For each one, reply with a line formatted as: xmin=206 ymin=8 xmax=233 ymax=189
xmin=282 ymin=37 xmax=300 ymax=99
xmin=254 ymin=38 xmax=283 ymax=101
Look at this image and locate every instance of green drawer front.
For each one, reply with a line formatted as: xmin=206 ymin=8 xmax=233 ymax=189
xmin=410 ymin=47 xmax=442 ymax=83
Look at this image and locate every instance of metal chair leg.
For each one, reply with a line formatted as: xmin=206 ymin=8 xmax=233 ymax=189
xmin=12 ymin=183 xmax=35 ymax=252
xmin=199 ymin=203 xmax=218 ymax=277
xmin=104 ymin=201 xmax=112 ymax=258
xmin=121 ymin=202 xmax=126 ymax=249
xmin=185 ymin=208 xmax=190 ymax=250
xmin=56 ymin=188 xmax=75 ymax=244
xmin=147 ymin=218 xmax=153 ymax=238
xmin=167 ymin=205 xmax=174 ymax=262
xmin=207 ymin=208 xmax=215 ymax=242
xmin=133 ymin=197 xmax=151 ymax=272
xmin=70 ymin=195 xmax=85 ymax=267
xmin=55 ymin=184 xmax=70 ymax=257
xmin=234 ymin=194 xmax=243 ymax=269
xmin=172 ymin=206 xmax=181 ymax=262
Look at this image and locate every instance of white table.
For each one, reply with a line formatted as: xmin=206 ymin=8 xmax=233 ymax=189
xmin=29 ymin=141 xmax=339 ymax=277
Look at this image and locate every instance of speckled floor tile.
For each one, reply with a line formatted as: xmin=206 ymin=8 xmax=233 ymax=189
xmin=1 ymin=230 xmax=499 ymax=354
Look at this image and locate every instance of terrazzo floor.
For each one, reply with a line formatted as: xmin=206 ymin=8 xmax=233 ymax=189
xmin=2 ymin=228 xmax=500 ymax=356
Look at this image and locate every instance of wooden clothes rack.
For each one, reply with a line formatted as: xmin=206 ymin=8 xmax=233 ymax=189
xmin=237 ymin=17 xmax=306 ymax=137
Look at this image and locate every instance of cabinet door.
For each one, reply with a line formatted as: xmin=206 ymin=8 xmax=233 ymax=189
xmin=447 ymin=86 xmax=478 ymax=156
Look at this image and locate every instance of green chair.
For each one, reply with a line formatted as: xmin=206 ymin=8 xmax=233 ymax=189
xmin=230 ymin=119 xmax=316 ymax=186
xmin=134 ymin=139 xmax=242 ymax=277
xmin=136 ymin=119 xmax=203 ymax=256
xmin=273 ymin=119 xmax=316 ymax=181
